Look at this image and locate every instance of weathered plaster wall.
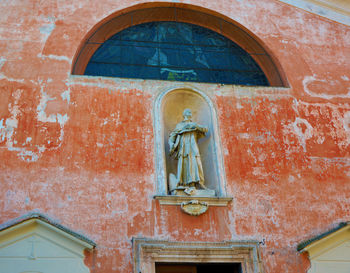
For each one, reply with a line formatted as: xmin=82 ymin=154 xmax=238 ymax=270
xmin=0 ymin=0 xmax=349 ymax=272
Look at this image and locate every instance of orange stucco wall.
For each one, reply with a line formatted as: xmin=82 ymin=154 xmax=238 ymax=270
xmin=0 ymin=1 xmax=349 ymax=272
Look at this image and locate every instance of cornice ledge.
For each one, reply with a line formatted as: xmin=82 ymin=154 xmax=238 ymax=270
xmin=154 ymin=195 xmax=233 ymax=206
xmin=278 ymin=0 xmax=350 ymax=26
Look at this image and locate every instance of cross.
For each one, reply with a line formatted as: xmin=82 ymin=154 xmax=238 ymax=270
xmin=27 ymin=235 xmax=39 ymax=260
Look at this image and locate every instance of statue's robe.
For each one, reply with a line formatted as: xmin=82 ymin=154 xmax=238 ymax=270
xmin=169 ymin=120 xmax=207 ymax=187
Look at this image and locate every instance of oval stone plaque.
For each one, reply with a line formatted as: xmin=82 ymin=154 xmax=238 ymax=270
xmin=180 ymin=200 xmax=209 ymax=216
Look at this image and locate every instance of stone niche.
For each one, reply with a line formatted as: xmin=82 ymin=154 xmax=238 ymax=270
xmin=154 ymin=87 xmax=230 ymax=206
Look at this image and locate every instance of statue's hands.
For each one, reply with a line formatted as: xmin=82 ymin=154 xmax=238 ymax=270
xmin=185 ymin=123 xmax=197 ymax=130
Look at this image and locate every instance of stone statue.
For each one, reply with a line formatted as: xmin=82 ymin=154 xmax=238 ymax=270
xmin=168 ymin=109 xmax=210 ymax=195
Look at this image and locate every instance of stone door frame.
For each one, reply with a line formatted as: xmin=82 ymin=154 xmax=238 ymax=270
xmin=133 ymin=238 xmax=263 ymax=273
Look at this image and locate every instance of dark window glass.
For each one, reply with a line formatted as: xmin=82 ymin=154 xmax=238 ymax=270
xmin=85 ymin=22 xmax=269 ymax=86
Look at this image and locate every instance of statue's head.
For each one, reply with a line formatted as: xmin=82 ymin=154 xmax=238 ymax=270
xmin=183 ymin=109 xmax=192 ymax=119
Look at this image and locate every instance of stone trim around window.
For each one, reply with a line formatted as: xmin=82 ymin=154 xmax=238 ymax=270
xmin=132 ymin=238 xmax=263 ymax=273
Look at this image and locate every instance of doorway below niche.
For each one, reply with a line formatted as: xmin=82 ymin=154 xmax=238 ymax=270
xmin=156 ymin=262 xmax=242 ymax=273
xmin=132 ymin=239 xmax=262 ymax=273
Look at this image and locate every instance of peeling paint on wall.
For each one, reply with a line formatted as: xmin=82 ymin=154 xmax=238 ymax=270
xmin=37 ymin=53 xmax=71 ymax=63
xmin=343 ymin=111 xmax=350 ymax=143
xmin=40 ymin=22 xmax=56 ymax=36
xmin=0 ymin=89 xmax=22 ymax=147
xmin=36 ymin=81 xmax=68 ymax=143
xmin=303 ymin=75 xmax=350 ymax=99
xmin=292 ymin=117 xmax=314 ymax=152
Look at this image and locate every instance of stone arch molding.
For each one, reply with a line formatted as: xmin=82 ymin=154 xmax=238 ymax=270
xmin=154 ymin=86 xmax=228 ymax=200
xmin=71 ymin=3 xmax=288 ymax=87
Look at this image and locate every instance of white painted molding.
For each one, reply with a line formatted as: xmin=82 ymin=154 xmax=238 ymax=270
xmin=0 ymin=217 xmax=95 ymax=273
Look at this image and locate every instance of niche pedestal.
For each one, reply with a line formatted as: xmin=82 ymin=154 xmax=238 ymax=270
xmin=170 ymin=187 xmax=216 ymax=197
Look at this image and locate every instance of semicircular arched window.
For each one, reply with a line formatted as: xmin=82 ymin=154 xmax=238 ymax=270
xmin=84 ymin=22 xmax=269 ymax=86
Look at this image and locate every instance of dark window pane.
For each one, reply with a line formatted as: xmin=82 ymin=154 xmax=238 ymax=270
xmin=119 ymin=64 xmax=160 ymax=79
xmin=85 ymin=22 xmax=269 ymax=86
xmin=121 ymin=45 xmax=157 ymax=66
xmin=193 ymin=26 xmax=227 ymax=46
xmin=205 ymin=50 xmax=232 ymax=70
xmin=90 ymin=44 xmax=122 ymax=63
xmin=85 ymin=62 xmax=124 ymax=77
xmin=112 ymin=22 xmax=158 ymax=42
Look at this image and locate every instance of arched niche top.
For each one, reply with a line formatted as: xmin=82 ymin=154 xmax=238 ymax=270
xmin=72 ymin=3 xmax=288 ymax=87
xmin=154 ymin=86 xmax=227 ymax=197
